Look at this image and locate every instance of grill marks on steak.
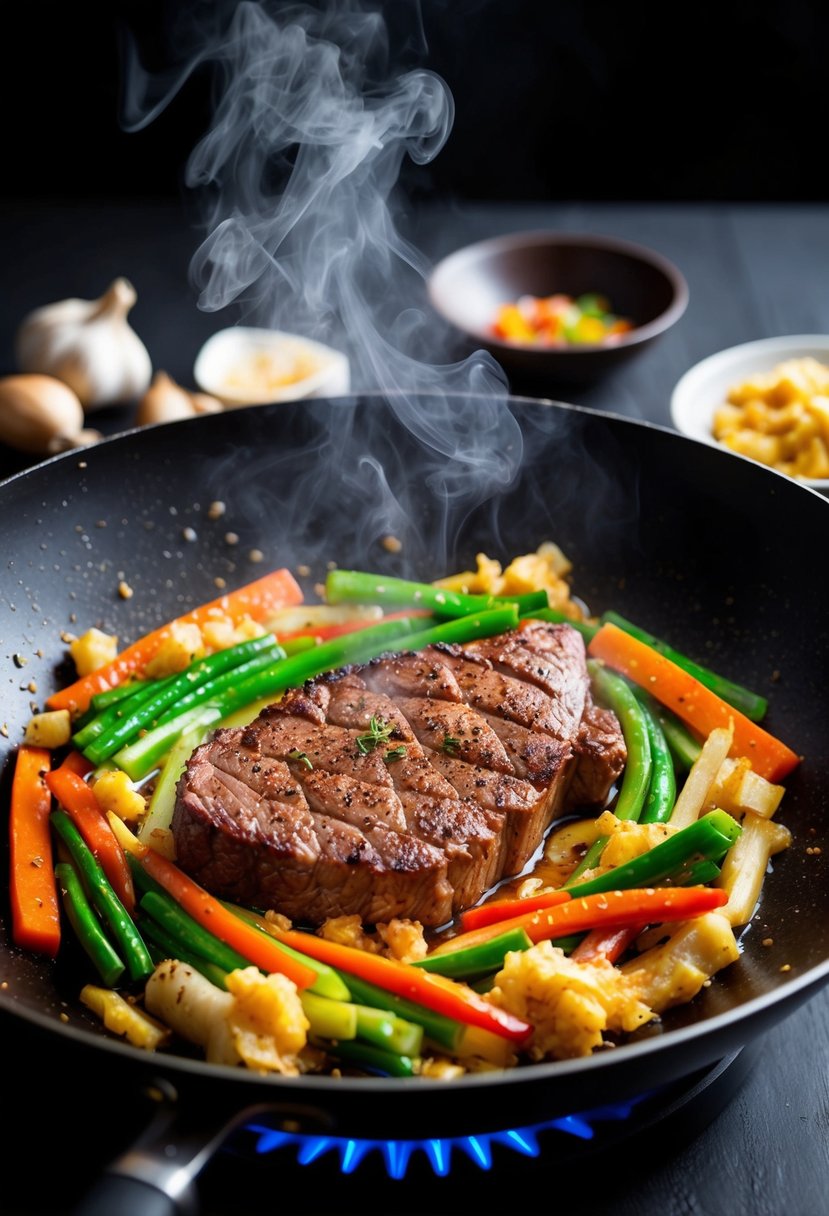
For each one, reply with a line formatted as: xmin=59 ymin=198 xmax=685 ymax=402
xmin=173 ymin=622 xmax=626 ymax=926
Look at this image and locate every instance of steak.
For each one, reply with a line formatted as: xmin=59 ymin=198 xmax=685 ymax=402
xmin=172 ymin=621 xmax=626 ymax=927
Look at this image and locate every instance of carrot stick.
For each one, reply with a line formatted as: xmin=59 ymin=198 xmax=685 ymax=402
xmin=444 ymin=886 xmax=729 ymax=951
xmin=108 ymin=817 xmax=317 ymax=992
xmin=44 ymin=763 xmax=136 ymax=915
xmin=47 ymin=567 xmax=304 ymax=715
xmin=273 ymin=927 xmax=533 ymax=1044
xmin=9 ymin=746 xmax=61 ymax=957
xmin=587 ymin=623 xmax=801 ymax=782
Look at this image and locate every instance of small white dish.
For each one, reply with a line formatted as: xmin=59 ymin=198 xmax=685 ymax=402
xmin=194 ymin=327 xmax=351 ymax=407
xmin=670 ymin=334 xmax=829 ymax=492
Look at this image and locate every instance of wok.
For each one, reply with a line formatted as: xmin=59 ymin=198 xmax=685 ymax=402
xmin=1 ymin=392 xmax=827 ymax=1214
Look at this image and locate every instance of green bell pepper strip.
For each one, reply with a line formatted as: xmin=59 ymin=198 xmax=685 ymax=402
xmin=51 ymin=811 xmax=154 ymax=983
xmin=600 ymin=610 xmax=768 ymax=722
xmin=588 ymin=660 xmax=651 ymax=822
xmin=412 ymin=927 xmax=533 ymax=980
xmin=325 ymin=568 xmax=548 ymax=619
xmin=566 ymin=809 xmax=741 ymax=899
xmin=81 ymin=635 xmax=283 ymax=764
xmin=54 ymin=860 xmax=126 ymax=988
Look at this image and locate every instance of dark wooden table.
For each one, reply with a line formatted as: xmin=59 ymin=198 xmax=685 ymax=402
xmin=1 ymin=198 xmax=828 ymax=1215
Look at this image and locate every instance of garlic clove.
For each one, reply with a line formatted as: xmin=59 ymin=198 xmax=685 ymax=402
xmin=0 ymin=374 xmax=89 ymax=455
xmin=135 ymin=371 xmax=223 ymax=427
xmin=14 ymin=277 xmax=153 ymax=412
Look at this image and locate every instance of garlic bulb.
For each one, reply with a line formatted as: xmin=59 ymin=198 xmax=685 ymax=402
xmin=135 ymin=371 xmax=223 ymax=427
xmin=15 ymin=278 xmax=153 ymax=412
xmin=0 ymin=374 xmax=101 ymax=455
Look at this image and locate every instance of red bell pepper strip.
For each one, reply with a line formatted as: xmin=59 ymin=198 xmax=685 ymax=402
xmin=570 ymin=924 xmax=642 ymax=965
xmin=459 ymin=889 xmax=572 ymax=932
xmin=44 ymin=762 xmax=136 ymax=915
xmin=47 ymin=566 xmax=304 ymax=716
xmin=587 ymin=623 xmax=801 ymax=782
xmin=272 ymin=927 xmax=533 ymax=1044
xmin=111 ymin=823 xmax=317 ymax=991
xmin=8 ymin=746 xmax=61 ymax=957
xmin=445 ymin=886 xmax=728 ymax=952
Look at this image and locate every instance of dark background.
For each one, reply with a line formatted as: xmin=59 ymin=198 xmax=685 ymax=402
xmin=3 ymin=0 xmax=828 ymax=206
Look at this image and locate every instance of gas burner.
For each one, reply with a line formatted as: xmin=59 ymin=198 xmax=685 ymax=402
xmin=229 ymin=1048 xmax=756 ymax=1182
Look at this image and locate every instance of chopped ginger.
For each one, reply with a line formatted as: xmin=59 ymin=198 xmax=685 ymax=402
xmin=144 ymin=621 xmax=204 ymax=678
xmin=376 ymin=918 xmax=428 ymax=963
xmin=23 ymin=708 xmax=72 ymax=749
xmin=621 ymin=912 xmax=740 ymax=1011
xmin=225 ymin=966 xmax=309 ymax=1075
xmin=92 ymin=769 xmax=147 ymax=824
xmin=69 ymin=627 xmax=118 ymax=677
xmin=434 ymin=542 xmax=579 ymax=616
xmin=81 ymin=985 xmax=171 ymax=1051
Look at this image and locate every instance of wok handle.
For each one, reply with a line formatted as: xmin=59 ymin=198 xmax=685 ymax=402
xmin=72 ymin=1177 xmax=183 ymax=1216
xmin=71 ymin=1075 xmax=334 ymax=1216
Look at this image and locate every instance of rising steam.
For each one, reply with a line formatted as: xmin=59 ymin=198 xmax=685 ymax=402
xmin=121 ymin=0 xmax=534 ymax=570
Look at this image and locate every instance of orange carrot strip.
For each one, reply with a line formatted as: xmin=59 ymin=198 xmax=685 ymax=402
xmin=459 ymin=889 xmax=572 ymax=932
xmin=44 ymin=764 xmax=136 ymax=915
xmin=274 ymin=927 xmax=533 ymax=1044
xmin=46 ymin=567 xmax=304 ymax=715
xmin=112 ymin=825 xmax=317 ymax=991
xmin=443 ymin=886 xmax=728 ymax=951
xmin=587 ymin=622 xmax=801 ymax=782
xmin=9 ymin=746 xmax=61 ymax=957
xmin=570 ymin=924 xmax=642 ymax=965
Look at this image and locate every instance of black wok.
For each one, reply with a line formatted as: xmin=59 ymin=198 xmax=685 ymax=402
xmin=1 ymin=393 xmax=827 ymax=1213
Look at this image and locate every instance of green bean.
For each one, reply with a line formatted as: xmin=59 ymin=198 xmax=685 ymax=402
xmin=637 ymin=696 xmax=678 ymax=824
xmin=400 ymin=606 xmax=519 ymax=651
xmin=139 ymin=918 xmax=231 ymax=990
xmin=325 ymin=569 xmax=548 ymax=618
xmin=588 ymin=659 xmax=651 ymax=821
xmin=323 ymin=1037 xmax=417 ymax=1078
xmin=55 ymin=861 xmax=126 ymax=987
xmin=600 ymin=610 xmax=768 ymax=722
xmin=83 ymin=636 xmax=283 ymax=763
xmin=151 ymin=641 xmax=285 ymax=729
xmin=564 ymin=835 xmax=609 ymax=886
xmin=139 ymin=890 xmax=251 ymax=975
xmin=51 ymin=812 xmax=153 ymax=983
xmin=73 ymin=674 xmax=179 ymax=751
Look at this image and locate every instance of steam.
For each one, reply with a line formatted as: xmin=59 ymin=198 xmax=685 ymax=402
xmin=121 ymin=0 xmax=531 ymax=570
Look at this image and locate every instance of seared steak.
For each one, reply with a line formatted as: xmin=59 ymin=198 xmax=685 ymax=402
xmin=172 ymin=621 xmax=626 ymax=927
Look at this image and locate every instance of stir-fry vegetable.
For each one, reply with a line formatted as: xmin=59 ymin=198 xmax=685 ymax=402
xmin=6 ymin=544 xmax=798 ymax=1080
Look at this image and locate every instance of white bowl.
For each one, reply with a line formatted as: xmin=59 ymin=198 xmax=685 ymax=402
xmin=194 ymin=327 xmax=351 ymax=407
xmin=670 ymin=334 xmax=829 ymax=492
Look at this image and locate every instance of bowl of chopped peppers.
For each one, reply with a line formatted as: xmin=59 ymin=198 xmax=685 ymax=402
xmin=428 ymin=230 xmax=689 ymax=390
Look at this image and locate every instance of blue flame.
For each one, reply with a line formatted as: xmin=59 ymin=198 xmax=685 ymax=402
xmin=245 ymin=1092 xmax=651 ymax=1178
